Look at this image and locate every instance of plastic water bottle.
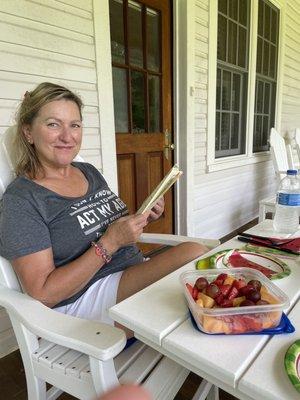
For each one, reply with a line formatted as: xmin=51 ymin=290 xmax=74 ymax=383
xmin=273 ymin=170 xmax=300 ymax=234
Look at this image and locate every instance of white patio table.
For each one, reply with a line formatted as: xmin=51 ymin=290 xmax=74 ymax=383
xmin=110 ymin=220 xmax=300 ymax=399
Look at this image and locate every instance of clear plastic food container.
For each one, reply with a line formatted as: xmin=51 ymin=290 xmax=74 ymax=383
xmin=180 ymin=268 xmax=290 ymax=335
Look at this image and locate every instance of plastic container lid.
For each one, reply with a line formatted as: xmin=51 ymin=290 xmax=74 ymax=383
xmin=287 ymin=170 xmax=298 ymax=175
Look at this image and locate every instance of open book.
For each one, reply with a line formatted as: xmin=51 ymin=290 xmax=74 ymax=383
xmin=137 ymin=164 xmax=183 ymax=214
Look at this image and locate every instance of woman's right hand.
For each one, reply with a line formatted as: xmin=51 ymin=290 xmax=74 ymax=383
xmin=102 ymin=213 xmax=149 ymax=253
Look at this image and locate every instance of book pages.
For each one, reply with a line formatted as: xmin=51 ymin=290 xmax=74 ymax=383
xmin=137 ymin=164 xmax=183 ymax=214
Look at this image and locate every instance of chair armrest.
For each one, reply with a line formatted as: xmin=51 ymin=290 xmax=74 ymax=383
xmin=139 ymin=233 xmax=219 ymax=249
xmin=0 ymin=285 xmax=126 ymax=361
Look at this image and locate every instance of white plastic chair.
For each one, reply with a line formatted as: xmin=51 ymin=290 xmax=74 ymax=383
xmin=0 ymin=127 xmax=219 ymax=400
xmin=258 ymin=128 xmax=296 ymax=222
xmin=294 ymin=127 xmax=300 ymax=164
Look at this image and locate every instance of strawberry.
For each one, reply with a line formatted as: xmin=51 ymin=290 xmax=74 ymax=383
xmin=214 ymin=293 xmax=224 ymax=305
xmin=219 ymin=298 xmax=233 ymax=308
xmin=192 ymin=286 xmax=199 ymax=300
xmin=186 ymin=283 xmax=193 ymax=297
xmin=218 ymin=284 xmax=232 ymax=297
xmin=231 ymin=316 xmax=247 ymax=333
xmin=227 ymin=286 xmax=239 ymax=300
xmin=233 ymin=279 xmax=247 ymax=291
xmin=242 ymin=315 xmax=263 ymax=332
xmin=216 ymin=273 xmax=228 ymax=282
xmin=213 ymin=273 xmax=228 ymax=286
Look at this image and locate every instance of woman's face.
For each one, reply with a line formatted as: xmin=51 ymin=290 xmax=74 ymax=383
xmin=23 ymin=99 xmax=82 ymax=170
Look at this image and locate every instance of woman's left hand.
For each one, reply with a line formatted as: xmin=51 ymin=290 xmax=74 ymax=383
xmin=147 ymin=197 xmax=164 ymax=222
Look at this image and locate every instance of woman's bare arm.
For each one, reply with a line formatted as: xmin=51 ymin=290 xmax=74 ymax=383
xmin=12 ymin=213 xmax=148 ymax=307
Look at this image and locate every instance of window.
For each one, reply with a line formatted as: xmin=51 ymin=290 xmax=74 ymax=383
xmin=253 ymin=1 xmax=279 ymax=152
xmin=214 ymin=0 xmax=279 ymax=159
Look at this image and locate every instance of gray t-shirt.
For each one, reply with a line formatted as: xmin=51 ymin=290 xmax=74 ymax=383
xmin=0 ymin=162 xmax=143 ymax=307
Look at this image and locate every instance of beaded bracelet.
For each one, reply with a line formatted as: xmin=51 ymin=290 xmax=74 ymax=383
xmin=91 ymin=241 xmax=112 ymax=264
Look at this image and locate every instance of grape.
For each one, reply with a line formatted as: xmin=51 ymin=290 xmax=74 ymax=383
xmin=195 ymin=277 xmax=209 ymax=291
xmin=256 ymin=300 xmax=269 ymax=305
xmin=240 ymin=299 xmax=255 ymax=307
xmin=206 ymin=283 xmax=220 ymax=299
xmin=246 ymin=289 xmax=261 ymax=303
xmin=248 ymin=279 xmax=262 ymax=291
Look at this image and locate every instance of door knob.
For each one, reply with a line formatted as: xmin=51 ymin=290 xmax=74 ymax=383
xmin=164 ymin=129 xmax=175 ymax=160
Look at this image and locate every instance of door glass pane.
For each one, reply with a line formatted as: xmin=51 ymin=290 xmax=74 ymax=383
xmin=112 ymin=67 xmax=128 ymax=132
xmin=231 ymin=113 xmax=239 ymax=148
xmin=232 ymin=73 xmax=240 ymax=111
xmin=128 ymin=1 xmax=143 ymax=67
xmin=221 ymin=113 xmax=230 ymax=150
xmin=110 ymin=0 xmax=125 ymax=64
xmin=218 ymin=14 xmax=227 ymax=61
xmin=147 ymin=8 xmax=160 ymax=71
xmin=149 ymin=75 xmax=160 ymax=132
xmin=228 ymin=21 xmax=237 ymax=65
xmin=131 ymin=70 xmax=145 ymax=133
xmin=222 ymin=70 xmax=231 ymax=110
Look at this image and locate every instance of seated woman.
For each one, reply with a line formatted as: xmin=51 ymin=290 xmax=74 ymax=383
xmin=0 ymin=82 xmax=207 ymax=333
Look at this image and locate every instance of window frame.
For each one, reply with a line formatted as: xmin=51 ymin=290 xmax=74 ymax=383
xmin=207 ymin=0 xmax=285 ymax=172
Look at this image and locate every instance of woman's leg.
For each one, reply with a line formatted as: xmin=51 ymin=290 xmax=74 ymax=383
xmin=115 ymin=241 xmax=207 ymax=336
xmin=116 ymin=241 xmax=207 ymax=303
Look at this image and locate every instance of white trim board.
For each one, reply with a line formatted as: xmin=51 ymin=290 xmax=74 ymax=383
xmin=92 ymin=0 xmax=118 ymax=193
xmin=173 ymin=0 xmax=196 ymax=236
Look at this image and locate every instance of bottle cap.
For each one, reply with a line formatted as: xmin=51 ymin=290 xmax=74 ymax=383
xmin=287 ymin=169 xmax=297 ymax=175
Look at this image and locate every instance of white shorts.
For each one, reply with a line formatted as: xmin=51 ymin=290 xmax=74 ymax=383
xmin=54 ymin=271 xmax=123 ymax=326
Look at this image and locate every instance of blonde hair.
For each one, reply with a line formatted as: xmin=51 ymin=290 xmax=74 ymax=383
xmin=14 ymin=82 xmax=83 ymax=179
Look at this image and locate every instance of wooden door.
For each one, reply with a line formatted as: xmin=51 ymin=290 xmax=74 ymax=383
xmin=109 ymin=0 xmax=174 ymax=246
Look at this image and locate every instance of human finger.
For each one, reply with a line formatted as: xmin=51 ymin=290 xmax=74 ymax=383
xmin=98 ymin=384 xmax=152 ymax=400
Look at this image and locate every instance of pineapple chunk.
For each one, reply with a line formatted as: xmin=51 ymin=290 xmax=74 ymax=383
xmin=223 ymin=276 xmax=235 ymax=285
xmin=233 ymin=296 xmax=246 ymax=307
xmin=197 ymin=292 xmax=215 ymax=308
xmin=196 ymin=298 xmax=204 ymax=307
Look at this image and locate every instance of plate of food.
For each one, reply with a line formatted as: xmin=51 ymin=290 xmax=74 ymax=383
xmin=284 ymin=339 xmax=300 ymax=393
xmin=196 ymin=248 xmax=291 ymax=280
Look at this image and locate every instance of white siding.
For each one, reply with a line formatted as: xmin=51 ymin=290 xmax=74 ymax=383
xmin=281 ymin=1 xmax=300 ymax=131
xmin=0 ymin=0 xmax=101 ymax=357
xmin=0 ymin=0 xmax=102 ymax=168
xmin=188 ymin=0 xmax=300 ymax=239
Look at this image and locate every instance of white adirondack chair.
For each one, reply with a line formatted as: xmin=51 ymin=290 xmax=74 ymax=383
xmin=259 ymin=127 xmax=297 ymax=222
xmin=0 ymin=127 xmax=220 ymax=400
xmin=294 ymin=127 xmax=300 ymax=164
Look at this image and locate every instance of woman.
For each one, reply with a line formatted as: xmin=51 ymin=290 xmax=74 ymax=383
xmin=0 ymin=82 xmax=207 ymax=331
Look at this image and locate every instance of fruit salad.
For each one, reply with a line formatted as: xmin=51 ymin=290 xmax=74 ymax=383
xmin=181 ymin=268 xmax=289 ymax=334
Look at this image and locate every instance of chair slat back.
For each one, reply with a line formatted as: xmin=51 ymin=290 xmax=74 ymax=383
xmin=295 ymin=128 xmax=300 ymax=164
xmin=269 ymin=128 xmax=291 ymax=181
xmin=0 ymin=127 xmax=22 ymax=291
